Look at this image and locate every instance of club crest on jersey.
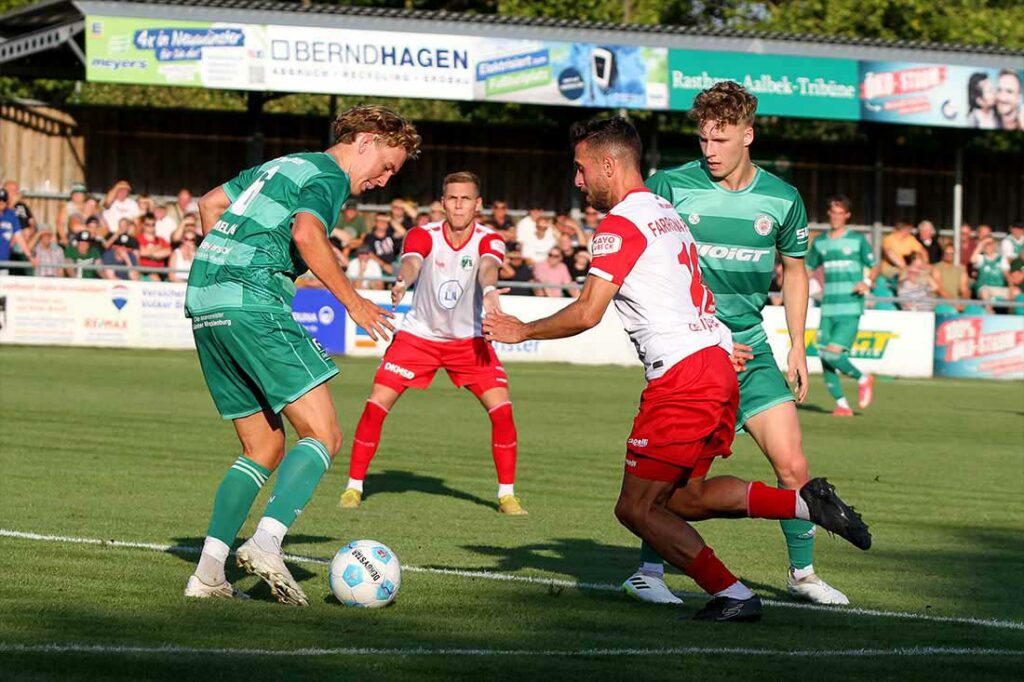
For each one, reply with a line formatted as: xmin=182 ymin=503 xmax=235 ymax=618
xmin=843 ymin=246 xmax=853 ymax=255
xmin=590 ymin=233 xmax=622 ymax=257
xmin=753 ymin=214 xmax=774 ymax=236
xmin=460 ymin=255 xmax=474 ymax=271
xmin=688 ymin=213 xmax=700 ymax=225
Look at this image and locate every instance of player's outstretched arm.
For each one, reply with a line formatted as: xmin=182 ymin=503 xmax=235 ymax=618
xmin=477 ymin=257 xmax=509 ymax=315
xmin=197 ymin=186 xmax=232 ymax=236
xmin=781 ymin=254 xmax=810 ymax=402
xmin=391 ymin=255 xmax=423 ymax=308
xmin=293 ymin=212 xmax=395 ymax=341
xmin=483 ymin=274 xmax=617 ymax=343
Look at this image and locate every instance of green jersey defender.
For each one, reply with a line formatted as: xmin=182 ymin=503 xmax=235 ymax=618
xmin=186 ymin=153 xmax=350 ymax=419
xmin=647 ymin=159 xmax=808 ymax=426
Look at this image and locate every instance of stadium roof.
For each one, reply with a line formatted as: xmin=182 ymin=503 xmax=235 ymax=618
xmin=1 ymin=0 xmax=1022 ymax=80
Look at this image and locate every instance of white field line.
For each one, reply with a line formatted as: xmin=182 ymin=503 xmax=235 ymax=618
xmin=0 ymin=643 xmax=1022 ymax=659
xmin=2 ymin=528 xmax=1023 ymax=633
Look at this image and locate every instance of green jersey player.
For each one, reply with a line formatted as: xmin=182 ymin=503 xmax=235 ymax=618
xmin=183 ymin=106 xmax=420 ymax=605
xmin=624 ymin=81 xmax=853 ymax=607
xmin=805 ymin=194 xmax=877 ymax=416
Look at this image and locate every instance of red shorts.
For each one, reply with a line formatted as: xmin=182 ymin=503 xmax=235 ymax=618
xmin=624 ymin=346 xmax=739 ymax=483
xmin=373 ymin=331 xmax=509 ymax=394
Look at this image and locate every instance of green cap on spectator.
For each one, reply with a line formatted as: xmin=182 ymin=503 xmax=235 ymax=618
xmin=70 ymin=183 xmax=87 ymax=196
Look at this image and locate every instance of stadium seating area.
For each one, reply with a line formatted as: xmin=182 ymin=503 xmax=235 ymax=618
xmin=2 ymin=178 xmax=1023 ymax=309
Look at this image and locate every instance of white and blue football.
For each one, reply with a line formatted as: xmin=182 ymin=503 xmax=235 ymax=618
xmin=329 ymin=540 xmax=401 ymax=608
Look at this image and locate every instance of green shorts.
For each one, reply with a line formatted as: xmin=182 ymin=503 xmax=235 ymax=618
xmin=817 ymin=314 xmax=861 ymax=351
xmin=736 ymin=341 xmax=794 ymax=429
xmin=191 ymin=309 xmax=339 ymax=420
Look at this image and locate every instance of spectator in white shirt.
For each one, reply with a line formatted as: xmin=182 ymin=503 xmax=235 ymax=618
xmin=102 ymin=180 xmax=140 ymax=232
xmin=515 ymin=205 xmax=544 ymax=245
xmin=519 ymin=214 xmax=557 ymax=265
xmin=1001 ymin=221 xmax=1024 ymax=261
xmin=346 ymin=245 xmax=384 ymax=290
xmin=153 ymin=202 xmax=178 ymax=242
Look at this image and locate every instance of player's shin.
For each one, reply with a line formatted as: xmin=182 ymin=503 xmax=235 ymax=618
xmin=255 ymin=437 xmax=333 ymax=551
xmin=832 ymin=352 xmax=863 ymax=380
xmin=746 ymin=481 xmax=809 ymax=520
xmin=348 ymin=400 xmax=389 ymax=489
xmin=196 ymin=455 xmax=270 ymax=585
xmin=488 ymin=402 xmax=517 ymax=497
xmin=820 ymin=356 xmax=846 ymax=402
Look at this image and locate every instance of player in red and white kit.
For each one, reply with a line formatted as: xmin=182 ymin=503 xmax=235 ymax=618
xmin=339 ymin=171 xmax=527 ymax=515
xmin=484 ymin=118 xmax=870 ymax=621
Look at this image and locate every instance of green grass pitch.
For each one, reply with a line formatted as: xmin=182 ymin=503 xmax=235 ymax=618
xmin=1 ymin=346 xmax=1022 ymax=680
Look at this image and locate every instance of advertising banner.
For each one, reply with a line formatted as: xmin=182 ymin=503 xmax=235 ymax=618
xmin=0 ymin=276 xmax=195 ymax=349
xmin=474 ymin=41 xmax=667 ymax=109
xmin=291 ymin=288 xmax=347 ymax=354
xmin=763 ymin=306 xmax=935 ymax=378
xmin=668 ymin=50 xmax=859 ymax=120
xmin=934 ymin=314 xmax=1024 ymax=380
xmin=859 ymin=62 xmax=1024 ymax=129
xmin=85 ymin=16 xmax=476 ymax=100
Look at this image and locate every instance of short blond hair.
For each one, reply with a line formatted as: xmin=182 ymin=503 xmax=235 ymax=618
xmin=441 ymin=171 xmax=481 ymax=196
xmin=689 ymin=81 xmax=758 ymax=131
xmin=332 ymin=105 xmax=421 ymax=158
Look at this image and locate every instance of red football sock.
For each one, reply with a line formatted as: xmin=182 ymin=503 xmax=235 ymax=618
xmin=746 ymin=481 xmax=797 ymax=519
xmin=685 ymin=546 xmax=739 ymax=595
xmin=488 ymin=402 xmax=517 ymax=485
xmin=348 ymin=401 xmax=389 ymax=481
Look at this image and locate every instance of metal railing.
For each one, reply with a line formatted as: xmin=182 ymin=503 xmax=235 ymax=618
xmin=2 ymin=260 xmax=1022 ymax=309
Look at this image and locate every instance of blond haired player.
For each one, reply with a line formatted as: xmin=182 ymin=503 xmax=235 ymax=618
xmin=339 ymin=171 xmax=526 ymax=515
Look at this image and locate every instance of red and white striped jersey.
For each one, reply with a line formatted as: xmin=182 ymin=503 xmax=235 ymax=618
xmin=399 ymin=222 xmax=506 ymax=341
xmin=588 ymin=188 xmax=732 ymax=380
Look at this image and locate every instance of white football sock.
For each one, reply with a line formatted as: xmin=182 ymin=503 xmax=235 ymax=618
xmin=498 ymin=483 xmax=515 ymax=498
xmin=858 ymin=374 xmax=871 ymax=386
xmin=195 ymin=536 xmax=230 ymax=585
xmin=639 ymin=562 xmax=665 ymax=578
xmin=252 ymin=516 xmax=288 ymax=554
xmin=795 ymin=494 xmax=810 ymax=521
xmin=715 ymin=580 xmax=755 ymax=601
xmin=836 ymin=397 xmax=851 ymax=409
xmin=792 ymin=564 xmax=815 ymax=581
xmin=347 ymin=478 xmax=364 ymax=492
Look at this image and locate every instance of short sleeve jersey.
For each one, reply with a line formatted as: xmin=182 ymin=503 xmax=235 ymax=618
xmin=975 ymin=254 xmax=1008 ymax=288
xmin=588 ymin=188 xmax=731 ymax=381
xmin=398 ymin=222 xmax=506 ymax=341
xmin=805 ymin=229 xmax=876 ymax=317
xmin=647 ymin=160 xmax=808 ymax=347
xmin=0 ymin=208 xmax=21 ymax=261
xmin=185 ymin=152 xmax=349 ymax=317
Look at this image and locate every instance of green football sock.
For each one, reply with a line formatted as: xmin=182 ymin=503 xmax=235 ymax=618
xmin=639 ymin=541 xmax=664 ymax=566
xmin=206 ymin=455 xmax=271 ymax=545
xmin=780 ymin=516 xmax=816 ymax=570
xmin=820 ymin=355 xmax=846 ymax=401
xmin=832 ymin=352 xmax=863 ymax=380
xmin=264 ymin=437 xmax=332 ymax=527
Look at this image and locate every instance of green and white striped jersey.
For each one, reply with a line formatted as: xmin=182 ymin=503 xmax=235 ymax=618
xmin=185 ymin=152 xmax=349 ymax=317
xmin=806 ymin=229 xmax=875 ymax=317
xmin=647 ymin=160 xmax=808 ymax=347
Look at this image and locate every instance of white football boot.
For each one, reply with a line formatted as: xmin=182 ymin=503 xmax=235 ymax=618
xmin=235 ymin=538 xmax=309 ymax=606
xmin=621 ymin=571 xmax=684 ymax=605
xmin=184 ymin=574 xmax=250 ymax=600
xmin=786 ymin=570 xmax=850 ymax=605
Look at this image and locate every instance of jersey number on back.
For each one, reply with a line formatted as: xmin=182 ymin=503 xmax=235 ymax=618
xmin=678 ymin=242 xmax=716 ymax=315
xmin=230 ymin=165 xmax=281 ymax=216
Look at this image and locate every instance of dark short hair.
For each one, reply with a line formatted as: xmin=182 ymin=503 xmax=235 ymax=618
xmin=827 ymin=194 xmax=852 ymax=212
xmin=442 ymin=171 xmax=481 ymax=196
xmin=568 ymin=116 xmax=642 ymax=169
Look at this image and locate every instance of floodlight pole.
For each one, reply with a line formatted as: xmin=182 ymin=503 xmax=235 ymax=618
xmin=871 ymin=124 xmax=884 ymax=263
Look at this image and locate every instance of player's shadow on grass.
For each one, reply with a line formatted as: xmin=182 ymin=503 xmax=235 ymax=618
xmin=364 ymin=469 xmax=494 ymax=511
xmin=795 ymin=403 xmax=832 ymax=414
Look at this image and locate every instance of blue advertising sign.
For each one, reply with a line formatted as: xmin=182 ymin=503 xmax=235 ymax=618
xmin=292 ymin=289 xmax=346 ymax=354
xmin=934 ymin=314 xmax=1024 ymax=380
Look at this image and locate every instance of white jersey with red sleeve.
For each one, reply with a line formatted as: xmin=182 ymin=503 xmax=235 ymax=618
xmin=398 ymin=222 xmax=506 ymax=341
xmin=588 ymin=188 xmax=732 ymax=380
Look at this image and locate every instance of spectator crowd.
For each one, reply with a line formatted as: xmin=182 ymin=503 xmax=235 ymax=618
xmin=2 ymin=178 xmax=1021 ymax=311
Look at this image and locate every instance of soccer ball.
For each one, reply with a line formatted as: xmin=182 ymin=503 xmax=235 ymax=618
xmin=329 ymin=540 xmax=401 ymax=608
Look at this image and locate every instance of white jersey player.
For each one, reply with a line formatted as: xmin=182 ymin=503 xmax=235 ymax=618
xmin=484 ymin=117 xmax=870 ymax=623
xmin=340 ymin=171 xmax=527 ymax=516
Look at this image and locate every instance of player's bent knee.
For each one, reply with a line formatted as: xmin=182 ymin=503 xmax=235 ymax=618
xmin=775 ymin=458 xmax=809 ymax=488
